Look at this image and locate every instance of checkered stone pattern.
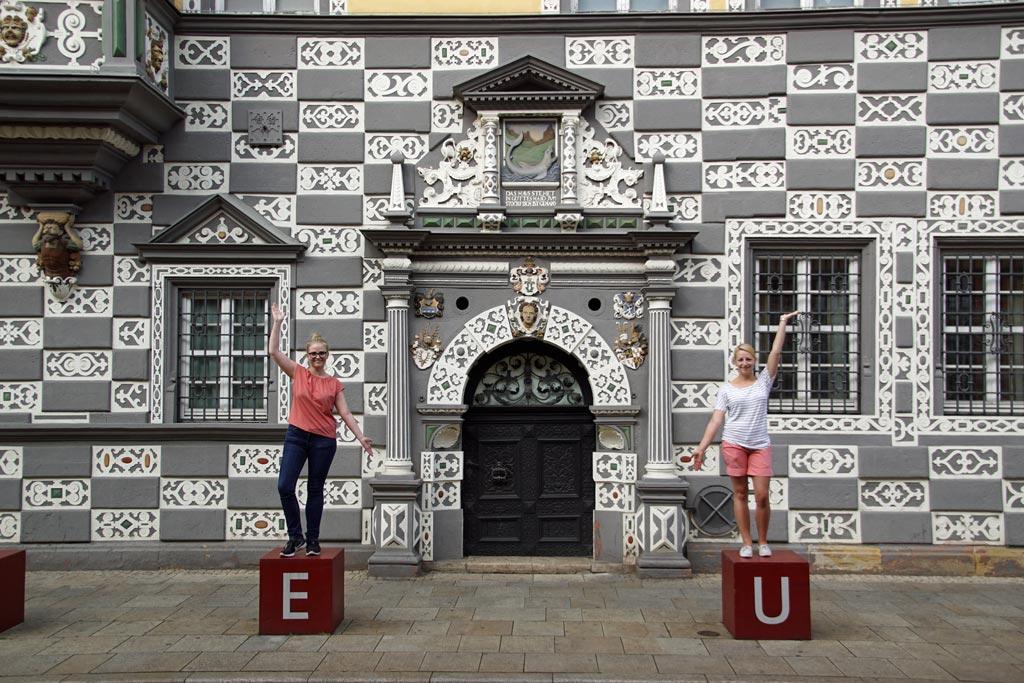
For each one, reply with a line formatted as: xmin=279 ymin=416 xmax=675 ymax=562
xmin=3 ymin=20 xmax=1024 ymax=553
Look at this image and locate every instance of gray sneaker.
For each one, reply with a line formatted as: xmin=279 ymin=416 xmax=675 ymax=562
xmin=280 ymin=538 xmax=306 ymax=557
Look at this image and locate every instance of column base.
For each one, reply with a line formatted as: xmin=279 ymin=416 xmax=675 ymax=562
xmin=367 ymin=475 xmax=422 ymax=578
xmin=636 ymin=477 xmax=692 ymax=579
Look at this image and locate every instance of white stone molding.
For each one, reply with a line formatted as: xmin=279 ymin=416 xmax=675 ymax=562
xmin=150 ymin=265 xmax=291 ymax=424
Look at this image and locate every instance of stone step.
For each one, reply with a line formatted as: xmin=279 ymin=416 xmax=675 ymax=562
xmin=424 ymin=556 xmax=634 ymax=574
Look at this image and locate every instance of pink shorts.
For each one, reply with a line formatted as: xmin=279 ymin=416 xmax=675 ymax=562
xmin=721 ymin=441 xmax=773 ymax=477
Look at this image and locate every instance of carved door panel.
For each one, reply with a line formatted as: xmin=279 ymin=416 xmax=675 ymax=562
xmin=463 ymin=411 xmax=595 ymax=556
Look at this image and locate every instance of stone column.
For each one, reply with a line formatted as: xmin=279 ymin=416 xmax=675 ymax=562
xmin=636 ymin=254 xmax=691 ymax=577
xmin=559 ymin=114 xmax=579 ymax=205
xmin=477 ymin=114 xmax=505 ymax=232
xmin=368 ymin=257 xmax=422 ymax=576
xmin=556 ymin=114 xmax=583 ymax=233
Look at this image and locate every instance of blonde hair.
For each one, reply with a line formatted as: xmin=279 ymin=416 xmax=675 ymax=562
xmin=306 ymin=333 xmax=329 ymax=353
xmin=732 ymin=343 xmax=756 ymax=360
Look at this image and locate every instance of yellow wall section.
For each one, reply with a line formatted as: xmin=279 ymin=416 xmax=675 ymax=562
xmin=348 ymin=0 xmax=541 ymax=13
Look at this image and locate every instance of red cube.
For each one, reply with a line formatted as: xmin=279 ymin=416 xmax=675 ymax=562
xmin=259 ymin=547 xmax=345 ymax=635
xmin=0 ymin=549 xmax=25 ymax=633
xmin=722 ymin=549 xmax=811 ymax=640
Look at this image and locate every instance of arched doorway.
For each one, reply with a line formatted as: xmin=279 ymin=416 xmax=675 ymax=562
xmin=462 ymin=341 xmax=595 ymax=556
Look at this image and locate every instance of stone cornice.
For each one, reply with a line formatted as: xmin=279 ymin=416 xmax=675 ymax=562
xmin=362 ymin=227 xmax=697 ymax=258
xmin=0 ymin=125 xmax=140 ymax=157
xmin=176 ymin=5 xmax=1024 ymax=34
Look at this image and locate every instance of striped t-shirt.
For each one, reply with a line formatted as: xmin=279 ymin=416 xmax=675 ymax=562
xmin=714 ymin=370 xmax=775 ymax=450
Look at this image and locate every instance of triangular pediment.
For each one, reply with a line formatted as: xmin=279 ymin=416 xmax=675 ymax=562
xmin=453 ymin=56 xmax=604 ymax=110
xmin=135 ymin=194 xmax=305 ymax=263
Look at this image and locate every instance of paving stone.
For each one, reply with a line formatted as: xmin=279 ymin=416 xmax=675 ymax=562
xmin=181 ymin=652 xmax=258 ymax=672
xmin=456 ymin=635 xmax=502 ymax=653
xmin=236 ymin=635 xmax=290 ymax=651
xmin=376 ymin=607 xmax=440 ymax=621
xmin=595 ymin=653 xmax=659 ymax=674
xmin=601 ymin=621 xmax=670 ymax=637
xmin=410 ymin=620 xmax=451 ymax=635
xmin=44 ymin=653 xmax=114 ymax=675
xmin=524 ymin=653 xmax=599 ymax=673
xmin=829 ymin=655 xmax=907 ymax=678
xmin=478 ymin=652 xmax=525 ymax=672
xmin=375 ymin=651 xmax=426 ymax=671
xmin=621 ymin=636 xmax=707 ymax=655
xmin=553 ymin=636 xmax=624 ymax=654
xmin=420 ymin=652 xmax=482 ymax=672
xmin=725 ymin=654 xmax=798 ymax=676
xmin=890 ymin=657 xmax=956 ymax=680
xmin=934 ymin=659 xmax=1024 ymax=683
xmin=653 ymin=653 xmax=735 ymax=675
xmin=92 ymin=651 xmax=201 ymax=673
xmin=4 ymin=654 xmax=77 ymax=677
xmin=376 ymin=634 xmax=461 ymax=652
xmin=38 ymin=636 xmax=130 ymax=655
xmin=512 ymin=621 xmax=564 ymax=636
xmin=499 ymin=635 xmax=555 ymax=654
xmin=314 ymin=651 xmax=383 ymax=671
xmin=446 ymin=620 xmax=513 ymax=636
xmin=565 ymin=622 xmax=606 ymax=637
xmin=278 ymin=635 xmax=329 ymax=652
xmin=760 ymin=639 xmax=854 ymax=657
xmin=111 ymin=635 xmax=188 ymax=653
xmin=344 ymin=620 xmax=415 ymax=634
xmin=241 ymin=651 xmax=326 ymax=671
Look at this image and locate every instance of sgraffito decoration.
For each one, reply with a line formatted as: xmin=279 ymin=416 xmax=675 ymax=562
xmin=0 ymin=1 xmax=46 ymax=63
xmin=613 ymin=321 xmax=648 ymax=370
xmin=613 ymin=291 xmax=644 ymax=320
xmin=32 ymin=212 xmax=83 ymax=302
xmin=414 ymin=288 xmax=444 ymax=318
xmin=410 ymin=324 xmax=443 ymax=370
xmin=509 ymin=257 xmax=548 ymax=297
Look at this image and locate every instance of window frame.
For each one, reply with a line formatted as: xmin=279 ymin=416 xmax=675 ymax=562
xmin=937 ymin=243 xmax=1024 ymax=417
xmin=175 ymin=286 xmax=274 ymax=423
xmin=745 ymin=239 xmax=876 ymax=416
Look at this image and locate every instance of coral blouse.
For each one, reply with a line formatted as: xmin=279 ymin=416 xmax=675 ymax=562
xmin=288 ymin=365 xmax=344 ymax=439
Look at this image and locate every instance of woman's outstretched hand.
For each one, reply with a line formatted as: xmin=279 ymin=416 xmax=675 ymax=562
xmin=271 ymin=302 xmax=284 ymax=324
xmin=358 ymin=436 xmax=374 ymax=457
xmin=780 ymin=310 xmax=800 ymax=324
xmin=691 ymin=446 xmax=705 ymax=471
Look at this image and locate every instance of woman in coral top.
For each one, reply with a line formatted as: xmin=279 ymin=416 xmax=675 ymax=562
xmin=269 ymin=302 xmax=373 ymax=557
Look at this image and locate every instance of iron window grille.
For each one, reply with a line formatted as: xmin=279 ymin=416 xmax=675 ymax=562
xmin=754 ymin=253 xmax=861 ymax=414
xmin=177 ymin=289 xmax=269 ymax=422
xmin=941 ymin=254 xmax=1024 ymax=415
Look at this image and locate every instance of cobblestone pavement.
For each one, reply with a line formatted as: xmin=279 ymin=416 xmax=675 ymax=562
xmin=1 ymin=569 xmax=1023 ymax=683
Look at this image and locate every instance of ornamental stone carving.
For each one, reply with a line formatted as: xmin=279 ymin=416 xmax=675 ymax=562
xmin=418 ymin=120 xmax=485 ymax=207
xmin=578 ymin=119 xmax=643 ymax=208
xmin=410 ymin=324 xmax=442 ymax=370
xmin=32 ymin=211 xmax=82 ymax=302
xmin=0 ymin=2 xmax=46 ymax=63
xmin=509 ymin=257 xmax=548 ymax=296
xmin=613 ymin=321 xmax=648 ymax=370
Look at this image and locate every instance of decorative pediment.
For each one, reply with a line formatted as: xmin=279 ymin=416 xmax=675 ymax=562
xmin=453 ymin=56 xmax=604 ymax=110
xmin=135 ymin=194 xmax=305 ymax=262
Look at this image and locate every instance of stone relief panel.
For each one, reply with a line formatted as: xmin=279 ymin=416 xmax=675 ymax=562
xmin=45 ymin=286 xmax=110 ymax=316
xmin=23 ymin=479 xmax=89 ymax=508
xmin=365 ymin=70 xmax=431 ymax=100
xmin=298 ymin=37 xmax=363 ymax=68
xmin=92 ymin=446 xmax=160 ymax=477
xmin=789 ymin=511 xmax=860 ymax=543
xmin=0 ymin=513 xmax=18 ymax=542
xmin=703 ymin=36 xmax=785 ymax=66
xmin=0 ymin=382 xmax=39 ymax=413
xmin=927 ymin=193 xmax=996 ymax=219
xmin=227 ymin=510 xmax=287 ymax=540
xmin=144 ymin=15 xmax=169 ymax=94
xmin=929 ymin=62 xmax=998 ymax=92
xmin=787 ymin=192 xmax=854 ymax=220
xmin=176 ymin=36 xmax=229 ymax=68
xmin=855 ymin=31 xmax=927 ymax=62
xmin=859 ymin=480 xmax=929 ymax=510
xmin=634 ymin=69 xmax=699 ymax=99
xmin=115 ymin=194 xmax=153 ymax=222
xmin=0 ymin=446 xmax=22 ymax=478
xmin=703 ymin=98 xmax=785 ymax=129
xmin=932 ymin=513 xmax=1002 ymax=545
xmin=789 ymin=64 xmax=856 ymax=93
xmin=0 ymin=319 xmax=41 ymax=348
xmin=566 ymin=36 xmax=634 ymax=68
xmin=928 ymin=447 xmax=1001 ymax=479
xmin=596 ymin=101 xmax=632 ymax=132
xmin=232 ymin=71 xmax=296 ymax=99
xmin=431 ymin=101 xmax=463 ymax=133
xmin=789 ymin=447 xmax=858 ymax=477
xmin=92 ymin=511 xmax=159 ymax=541
xmin=184 ymin=102 xmax=231 ymax=132
xmin=857 ymin=95 xmax=925 ymax=126
xmin=300 ymin=102 xmax=362 ymax=132
xmin=112 ymin=383 xmax=148 ymax=413
xmin=431 ymin=37 xmax=498 ymax=69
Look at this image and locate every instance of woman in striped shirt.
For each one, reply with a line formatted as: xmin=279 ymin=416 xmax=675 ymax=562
xmin=692 ymin=310 xmax=800 ymax=559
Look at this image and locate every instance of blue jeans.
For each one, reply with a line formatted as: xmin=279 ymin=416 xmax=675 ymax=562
xmin=278 ymin=425 xmax=337 ymax=542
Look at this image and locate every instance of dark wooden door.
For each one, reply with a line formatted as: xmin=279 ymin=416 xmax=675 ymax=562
xmin=463 ymin=410 xmax=595 ymax=556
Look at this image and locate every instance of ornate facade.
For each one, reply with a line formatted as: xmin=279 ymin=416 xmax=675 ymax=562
xmin=0 ymin=0 xmax=1022 ymax=573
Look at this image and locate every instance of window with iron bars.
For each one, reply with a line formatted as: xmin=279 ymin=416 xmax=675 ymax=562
xmin=754 ymin=253 xmax=861 ymax=414
xmin=177 ymin=289 xmax=270 ymax=422
xmin=941 ymin=253 xmax=1024 ymax=415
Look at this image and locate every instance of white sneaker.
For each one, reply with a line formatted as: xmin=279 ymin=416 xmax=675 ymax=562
xmin=759 ymin=544 xmax=772 ymax=557
xmin=739 ymin=545 xmax=753 ymax=558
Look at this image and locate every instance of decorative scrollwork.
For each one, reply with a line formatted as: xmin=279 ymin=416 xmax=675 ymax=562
xmin=472 ymin=352 xmax=584 ymax=408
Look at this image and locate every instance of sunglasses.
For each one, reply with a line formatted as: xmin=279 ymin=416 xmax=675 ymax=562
xmin=308 ymin=351 xmax=329 ymax=358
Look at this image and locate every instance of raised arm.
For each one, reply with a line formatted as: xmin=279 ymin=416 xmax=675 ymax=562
xmin=335 ymin=390 xmax=374 ymax=456
xmin=268 ymin=302 xmax=297 ymax=379
xmin=691 ymin=409 xmax=725 ymax=472
xmin=765 ymin=310 xmax=801 ymax=379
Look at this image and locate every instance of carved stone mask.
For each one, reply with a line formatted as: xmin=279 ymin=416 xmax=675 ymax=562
xmin=0 ymin=15 xmax=26 ymax=48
